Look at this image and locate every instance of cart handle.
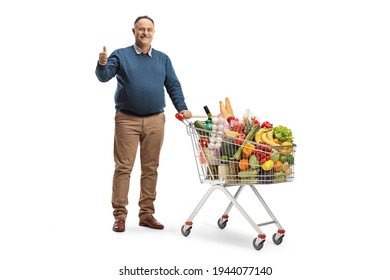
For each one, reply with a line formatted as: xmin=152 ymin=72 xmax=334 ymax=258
xmin=175 ymin=113 xmax=211 ymax=120
xmin=175 ymin=113 xmax=195 ymax=130
xmin=175 ymin=113 xmax=192 ymax=127
xmin=175 ymin=113 xmax=185 ymax=121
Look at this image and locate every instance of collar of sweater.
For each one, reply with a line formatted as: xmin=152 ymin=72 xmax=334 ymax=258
xmin=133 ymin=44 xmax=153 ymax=57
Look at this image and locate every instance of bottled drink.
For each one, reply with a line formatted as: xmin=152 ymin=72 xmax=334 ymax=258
xmin=203 ymin=105 xmax=212 ymax=120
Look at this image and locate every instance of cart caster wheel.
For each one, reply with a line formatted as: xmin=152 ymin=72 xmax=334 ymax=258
xmin=272 ymin=233 xmax=284 ymax=245
xmin=217 ymin=218 xmax=228 ymax=229
xmin=252 ymin=238 xmax=265 ymax=250
xmin=181 ymin=225 xmax=192 ymax=237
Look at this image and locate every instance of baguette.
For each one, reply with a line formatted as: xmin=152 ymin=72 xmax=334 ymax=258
xmin=219 ymin=100 xmax=229 ymax=118
xmin=225 ymin=97 xmax=234 ymax=117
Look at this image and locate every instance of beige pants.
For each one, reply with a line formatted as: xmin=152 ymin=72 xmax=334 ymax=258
xmin=112 ymin=111 xmax=165 ymax=220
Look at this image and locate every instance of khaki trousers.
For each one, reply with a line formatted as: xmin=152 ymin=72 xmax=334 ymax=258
xmin=112 ymin=111 xmax=165 ymax=220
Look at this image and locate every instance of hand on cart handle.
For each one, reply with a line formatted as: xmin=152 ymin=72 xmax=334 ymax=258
xmin=176 ymin=110 xmax=192 ymax=120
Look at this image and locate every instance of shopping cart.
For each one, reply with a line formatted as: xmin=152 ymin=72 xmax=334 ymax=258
xmin=176 ymin=113 xmax=296 ymax=250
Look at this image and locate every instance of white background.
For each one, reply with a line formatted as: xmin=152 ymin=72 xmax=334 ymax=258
xmin=1 ymin=0 xmax=389 ymax=279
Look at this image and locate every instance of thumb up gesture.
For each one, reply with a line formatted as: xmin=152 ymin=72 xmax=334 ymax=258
xmin=99 ymin=46 xmax=108 ymax=65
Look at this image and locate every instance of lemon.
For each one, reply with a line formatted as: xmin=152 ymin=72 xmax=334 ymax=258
xmin=280 ymin=141 xmax=293 ymax=155
xmin=262 ymin=160 xmax=274 ymax=171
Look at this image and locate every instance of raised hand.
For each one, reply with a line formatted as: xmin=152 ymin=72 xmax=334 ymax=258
xmin=99 ymin=46 xmax=108 ymax=65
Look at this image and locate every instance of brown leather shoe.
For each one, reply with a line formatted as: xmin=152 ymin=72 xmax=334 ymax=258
xmin=113 ymin=219 xmax=125 ymax=232
xmin=139 ymin=215 xmax=164 ymax=230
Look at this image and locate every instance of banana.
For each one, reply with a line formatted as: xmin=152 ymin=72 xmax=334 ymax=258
xmin=224 ymin=130 xmax=239 ymax=138
xmin=254 ymin=128 xmax=267 ymax=143
xmin=261 ymin=131 xmax=273 ymax=146
xmin=260 ymin=130 xmax=278 ymax=147
xmin=266 ymin=130 xmax=279 ymax=146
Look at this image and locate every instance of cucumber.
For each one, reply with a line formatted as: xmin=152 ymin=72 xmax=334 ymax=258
xmin=194 ymin=120 xmax=206 ymax=130
xmin=194 ymin=120 xmax=209 ymax=136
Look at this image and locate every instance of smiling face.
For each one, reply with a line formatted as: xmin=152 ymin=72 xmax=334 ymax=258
xmin=132 ymin=18 xmax=155 ymax=51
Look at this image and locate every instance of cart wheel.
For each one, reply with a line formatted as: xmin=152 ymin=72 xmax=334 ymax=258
xmin=272 ymin=233 xmax=283 ymax=245
xmin=217 ymin=218 xmax=228 ymax=229
xmin=181 ymin=225 xmax=192 ymax=237
xmin=252 ymin=238 xmax=265 ymax=250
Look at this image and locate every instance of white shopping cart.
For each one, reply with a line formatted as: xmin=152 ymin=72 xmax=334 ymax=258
xmin=176 ymin=113 xmax=296 ymax=250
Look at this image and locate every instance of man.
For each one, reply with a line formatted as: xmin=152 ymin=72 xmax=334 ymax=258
xmin=96 ymin=15 xmax=192 ymax=232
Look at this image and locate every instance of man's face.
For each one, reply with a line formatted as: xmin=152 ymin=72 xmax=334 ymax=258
xmin=132 ymin=18 xmax=155 ymax=48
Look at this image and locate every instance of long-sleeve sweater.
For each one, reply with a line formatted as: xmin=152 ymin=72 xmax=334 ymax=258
xmin=95 ymin=45 xmax=188 ymax=116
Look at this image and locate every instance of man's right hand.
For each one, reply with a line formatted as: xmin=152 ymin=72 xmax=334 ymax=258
xmin=99 ymin=46 xmax=108 ymax=65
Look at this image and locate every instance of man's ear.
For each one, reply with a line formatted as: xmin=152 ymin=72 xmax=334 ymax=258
xmin=132 ymin=28 xmax=135 ymax=35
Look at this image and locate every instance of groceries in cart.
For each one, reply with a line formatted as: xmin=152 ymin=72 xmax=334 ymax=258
xmin=183 ymin=98 xmax=295 ymax=185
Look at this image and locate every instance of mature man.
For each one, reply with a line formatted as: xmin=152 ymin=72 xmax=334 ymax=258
xmin=96 ymin=15 xmax=192 ymax=232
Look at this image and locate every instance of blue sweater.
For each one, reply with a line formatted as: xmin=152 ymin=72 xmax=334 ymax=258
xmin=95 ymin=46 xmax=188 ymax=115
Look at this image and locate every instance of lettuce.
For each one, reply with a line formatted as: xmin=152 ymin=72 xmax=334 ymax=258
xmin=273 ymin=125 xmax=294 ymax=143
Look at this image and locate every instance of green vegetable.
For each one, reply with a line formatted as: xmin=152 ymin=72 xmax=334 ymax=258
xmin=249 ymin=155 xmax=260 ymax=170
xmin=285 ymin=155 xmax=294 ymax=165
xmin=270 ymin=149 xmax=280 ymax=163
xmin=238 ymin=169 xmax=259 ymax=177
xmin=233 ymin=124 xmax=260 ymax=160
xmin=194 ymin=120 xmax=209 ymax=136
xmin=221 ymin=137 xmax=238 ymax=158
xmin=274 ymin=171 xmax=285 ymax=183
xmin=280 ymin=154 xmax=294 ymax=164
xmin=273 ymin=125 xmax=294 ymax=143
xmin=238 ymin=169 xmax=259 ymax=184
xmin=221 ymin=155 xmax=229 ymax=163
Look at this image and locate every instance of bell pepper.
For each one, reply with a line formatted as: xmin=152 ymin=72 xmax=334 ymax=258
xmin=243 ymin=142 xmax=256 ymax=156
xmin=261 ymin=121 xmax=273 ymax=129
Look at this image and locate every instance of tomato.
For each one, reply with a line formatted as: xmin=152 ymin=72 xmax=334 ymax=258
xmin=233 ymin=133 xmax=246 ymax=145
xmin=227 ymin=116 xmax=235 ymax=124
xmin=199 ymin=137 xmax=208 ymax=148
